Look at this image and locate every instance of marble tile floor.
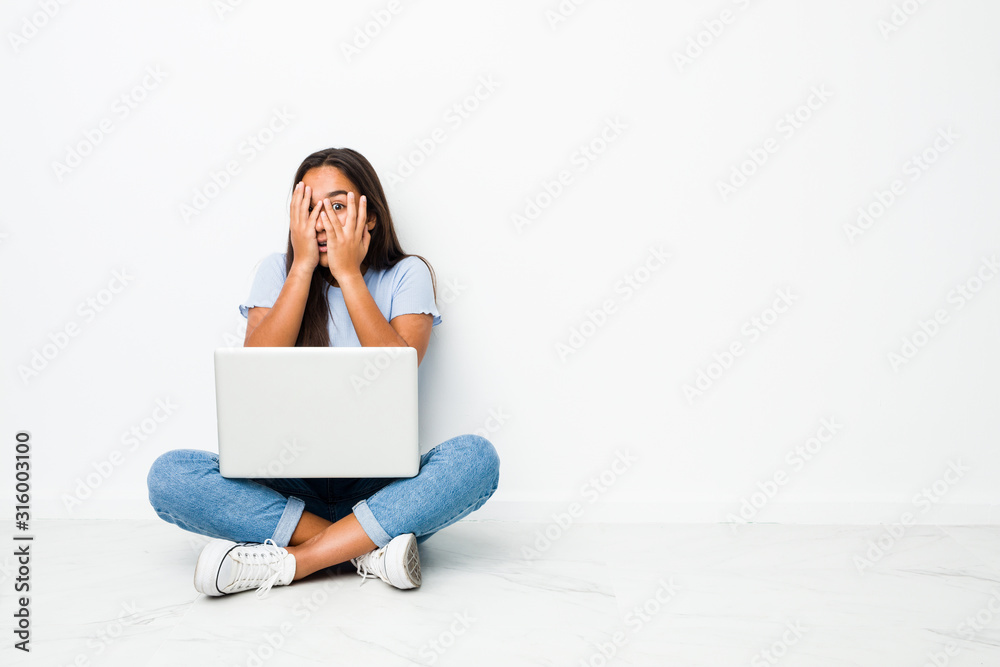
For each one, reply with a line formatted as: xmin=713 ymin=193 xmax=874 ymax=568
xmin=4 ymin=519 xmax=1000 ymax=666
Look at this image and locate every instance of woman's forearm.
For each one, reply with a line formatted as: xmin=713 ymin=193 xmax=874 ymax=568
xmin=338 ymin=270 xmax=408 ymax=348
xmin=244 ymin=264 xmax=314 ymax=347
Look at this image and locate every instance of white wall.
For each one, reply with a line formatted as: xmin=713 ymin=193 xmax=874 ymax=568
xmin=3 ymin=0 xmax=998 ymax=525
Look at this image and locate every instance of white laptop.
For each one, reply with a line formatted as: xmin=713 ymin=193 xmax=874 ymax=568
xmin=214 ymin=347 xmax=419 ymax=479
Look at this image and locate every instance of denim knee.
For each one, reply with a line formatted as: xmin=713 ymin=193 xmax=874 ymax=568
xmin=455 ymin=434 xmax=500 ymax=497
xmin=147 ymin=448 xmax=216 ymax=512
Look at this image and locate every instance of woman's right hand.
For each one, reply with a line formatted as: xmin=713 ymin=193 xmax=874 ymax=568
xmin=289 ymin=181 xmax=322 ymax=274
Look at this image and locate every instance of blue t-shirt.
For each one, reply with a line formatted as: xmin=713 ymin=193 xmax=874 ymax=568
xmin=239 ymin=252 xmax=441 ymax=346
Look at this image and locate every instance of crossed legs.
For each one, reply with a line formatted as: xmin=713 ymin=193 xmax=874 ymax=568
xmin=147 ymin=434 xmax=501 ymax=584
xmin=284 ymin=511 xmax=377 ymax=580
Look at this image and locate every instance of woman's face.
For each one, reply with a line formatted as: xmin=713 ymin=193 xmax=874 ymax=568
xmin=301 ymin=165 xmax=375 ymax=268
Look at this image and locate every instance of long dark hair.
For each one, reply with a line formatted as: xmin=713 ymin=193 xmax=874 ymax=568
xmin=284 ymin=147 xmax=437 ymax=347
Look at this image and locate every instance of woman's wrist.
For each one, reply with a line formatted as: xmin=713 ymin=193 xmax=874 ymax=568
xmin=289 ymin=261 xmax=315 ymax=281
xmin=332 ymin=269 xmax=365 ymax=290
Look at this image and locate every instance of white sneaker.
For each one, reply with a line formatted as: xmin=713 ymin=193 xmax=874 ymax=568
xmin=350 ymin=533 xmax=421 ymax=589
xmin=194 ymin=538 xmax=296 ymax=599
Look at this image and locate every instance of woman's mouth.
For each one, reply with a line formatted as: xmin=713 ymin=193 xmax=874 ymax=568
xmin=318 ymin=241 xmax=327 ymax=252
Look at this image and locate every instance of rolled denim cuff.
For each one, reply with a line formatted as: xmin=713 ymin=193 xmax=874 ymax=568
xmin=271 ymin=495 xmax=306 ymax=547
xmin=352 ymin=498 xmax=392 ymax=548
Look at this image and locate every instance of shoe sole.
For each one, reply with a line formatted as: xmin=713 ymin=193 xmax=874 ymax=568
xmin=194 ymin=539 xmax=241 ymax=596
xmin=386 ymin=533 xmax=421 ymax=589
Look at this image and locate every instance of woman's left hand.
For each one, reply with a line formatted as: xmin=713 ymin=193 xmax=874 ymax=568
xmin=320 ymin=191 xmax=371 ymax=282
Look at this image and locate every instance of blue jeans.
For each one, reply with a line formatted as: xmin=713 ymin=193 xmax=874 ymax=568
xmin=146 ymin=434 xmax=499 ymax=549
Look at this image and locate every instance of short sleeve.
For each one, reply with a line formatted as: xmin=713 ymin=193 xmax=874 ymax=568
xmin=239 ymin=253 xmax=287 ymax=318
xmin=388 ymin=257 xmax=442 ymax=327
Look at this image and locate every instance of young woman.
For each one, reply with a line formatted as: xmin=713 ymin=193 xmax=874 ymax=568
xmin=146 ymin=147 xmax=500 ymax=599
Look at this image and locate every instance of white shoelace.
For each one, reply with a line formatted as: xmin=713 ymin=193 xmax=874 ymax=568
xmin=351 ymin=547 xmax=387 ymax=588
xmin=224 ymin=538 xmax=289 ymax=599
